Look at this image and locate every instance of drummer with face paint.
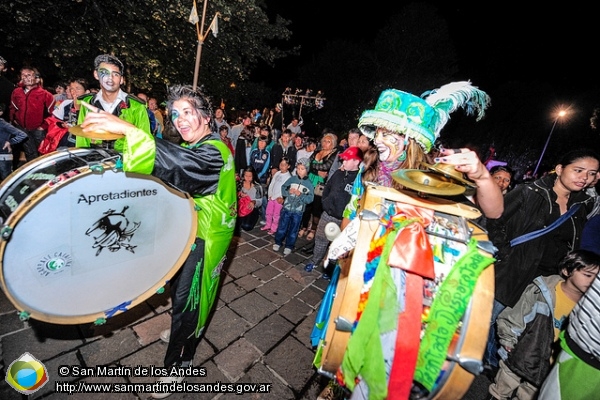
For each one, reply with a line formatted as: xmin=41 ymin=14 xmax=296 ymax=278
xmin=79 ymin=84 xmax=236 ymax=399
xmin=342 ymin=82 xmax=504 ymax=229
xmin=76 ymin=54 xmax=151 ymax=150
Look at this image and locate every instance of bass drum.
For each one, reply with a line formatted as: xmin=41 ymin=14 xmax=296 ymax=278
xmin=317 ymin=185 xmax=494 ymax=400
xmin=0 ymin=148 xmax=197 ymax=324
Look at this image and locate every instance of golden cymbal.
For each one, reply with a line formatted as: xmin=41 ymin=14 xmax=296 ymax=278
xmin=68 ymin=125 xmax=124 ymax=141
xmin=392 ymin=169 xmax=466 ymax=196
xmin=421 ymin=162 xmax=477 ymax=188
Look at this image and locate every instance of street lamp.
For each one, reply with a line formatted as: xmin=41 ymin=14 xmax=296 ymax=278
xmin=533 ymin=109 xmax=567 ymax=177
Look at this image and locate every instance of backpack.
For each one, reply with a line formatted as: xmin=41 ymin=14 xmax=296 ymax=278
xmin=38 ymin=116 xmax=68 ymax=155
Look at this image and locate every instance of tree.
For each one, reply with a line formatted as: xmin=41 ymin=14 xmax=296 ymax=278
xmin=0 ymin=0 xmax=297 ymax=100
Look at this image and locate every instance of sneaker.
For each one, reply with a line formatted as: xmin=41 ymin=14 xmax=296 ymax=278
xmin=273 ymin=244 xmax=280 ymax=251
xmin=152 ymin=375 xmax=184 ymax=399
xmin=159 ymin=329 xmax=170 ymax=343
xmin=322 ymin=273 xmax=331 ymax=281
xmin=304 ymin=263 xmax=315 ymax=272
xmin=268 ymin=230 xmax=276 ymax=235
xmin=283 ymin=248 xmax=292 ymax=256
xmin=260 ymin=226 xmax=270 ymax=231
xmin=259 ymin=220 xmax=267 ymax=226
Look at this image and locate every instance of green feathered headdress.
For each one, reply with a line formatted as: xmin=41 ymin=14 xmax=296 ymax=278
xmin=358 ymin=81 xmax=491 ymax=153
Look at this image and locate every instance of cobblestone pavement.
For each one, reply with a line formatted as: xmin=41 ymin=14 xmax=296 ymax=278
xmin=0 ymin=226 xmax=491 ymax=399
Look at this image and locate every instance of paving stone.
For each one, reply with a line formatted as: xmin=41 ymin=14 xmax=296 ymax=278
xmin=293 ymin=312 xmax=317 ymax=348
xmin=226 ymin=243 xmax=255 ymax=260
xmin=64 ymin=375 xmax=135 ymax=400
xmin=1 ymin=325 xmax=83 ymax=364
xmin=255 ymin=275 xmax=303 ymax=306
xmin=0 ymin=311 xmax=27 ymax=337
xmin=145 ymin=288 xmax=172 ymax=314
xmin=264 ymin=336 xmax=317 ymax=393
xmin=0 ymin=289 xmax=17 ymax=314
xmin=252 ymin=265 xmax=281 ymax=282
xmin=178 ymin=360 xmax=231 ymax=400
xmin=277 ymin=298 xmax=313 ymax=325
xmin=234 ymin=274 xmax=263 ymax=292
xmin=218 ymin=281 xmax=247 ymax=303
xmin=204 ymin=306 xmax=251 ymax=350
xmin=296 ymin=285 xmax=326 ymax=308
xmin=121 ymin=343 xmax=166 ymax=383
xmin=244 ymin=314 xmax=294 ymax=354
xmin=248 ymin=247 xmax=282 ymax=266
xmin=282 ymin=251 xmax=306 ymax=264
xmin=219 ymin=361 xmax=294 ymax=399
xmin=284 ymin=265 xmax=318 ymax=285
xmin=228 ymin=292 xmax=277 ymax=325
xmin=26 ymin=351 xmax=80 ymax=399
xmin=270 ymin=258 xmax=292 ymax=272
xmin=226 ymin=256 xmax=263 ymax=279
xmin=79 ymin=329 xmax=141 ymax=366
xmin=131 ymin=312 xmax=171 ymax=346
xmin=214 ymin=338 xmax=261 ymax=381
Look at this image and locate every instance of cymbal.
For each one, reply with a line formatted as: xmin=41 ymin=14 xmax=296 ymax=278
xmin=421 ymin=162 xmax=477 ymax=188
xmin=392 ymin=169 xmax=466 ymax=196
xmin=68 ymin=125 xmax=124 ymax=141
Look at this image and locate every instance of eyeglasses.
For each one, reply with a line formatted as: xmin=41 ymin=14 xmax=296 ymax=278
xmin=97 ymin=68 xmax=122 ymax=78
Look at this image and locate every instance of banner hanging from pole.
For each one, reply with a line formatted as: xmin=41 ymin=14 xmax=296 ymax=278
xmin=189 ymin=1 xmax=199 ymax=25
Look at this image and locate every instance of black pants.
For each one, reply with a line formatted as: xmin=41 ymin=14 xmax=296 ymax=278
xmin=164 ymin=237 xmax=204 ymax=367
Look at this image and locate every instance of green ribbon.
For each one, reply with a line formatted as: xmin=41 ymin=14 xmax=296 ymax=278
xmin=413 ymin=238 xmax=494 ymax=391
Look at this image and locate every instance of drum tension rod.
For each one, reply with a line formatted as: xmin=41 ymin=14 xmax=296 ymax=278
xmin=334 ymin=316 xmax=353 ymax=332
xmin=445 ymin=354 xmax=483 ymax=375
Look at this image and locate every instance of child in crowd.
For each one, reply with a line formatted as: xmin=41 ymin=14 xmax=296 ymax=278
xmin=236 ymin=166 xmax=264 ymax=232
xmin=219 ymin=125 xmax=234 ymax=155
xmin=273 ymin=158 xmax=314 ymax=256
xmin=249 ymin=135 xmax=270 ymax=185
xmin=262 ymin=157 xmax=291 ymax=235
xmin=489 ymin=250 xmax=600 ymax=400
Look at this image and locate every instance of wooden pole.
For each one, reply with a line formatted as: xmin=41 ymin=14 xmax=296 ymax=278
xmin=192 ymin=0 xmax=209 ymax=90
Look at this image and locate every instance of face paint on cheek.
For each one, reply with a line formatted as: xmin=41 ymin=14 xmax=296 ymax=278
xmin=170 ymin=110 xmax=180 ymax=122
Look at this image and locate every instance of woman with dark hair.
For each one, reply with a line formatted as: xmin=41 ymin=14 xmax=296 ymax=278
xmin=483 ymin=148 xmax=600 ymax=374
xmin=490 ymin=165 xmax=514 ymax=195
xmin=236 ymin=166 xmax=264 ymax=232
xmin=79 ymin=84 xmax=237 ymax=399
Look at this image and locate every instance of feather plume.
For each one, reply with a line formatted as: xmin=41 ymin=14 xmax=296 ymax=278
xmin=422 ymin=81 xmax=491 ymax=136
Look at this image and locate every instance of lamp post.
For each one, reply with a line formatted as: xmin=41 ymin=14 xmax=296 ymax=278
xmin=533 ymin=110 xmax=567 ymax=177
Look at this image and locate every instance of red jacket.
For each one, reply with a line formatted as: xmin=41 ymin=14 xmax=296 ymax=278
xmin=9 ymin=84 xmax=55 ymax=130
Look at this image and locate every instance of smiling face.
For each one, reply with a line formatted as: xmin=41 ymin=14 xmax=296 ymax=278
xmin=555 ymin=157 xmax=599 ymax=193
xmin=170 ymin=98 xmax=211 ymax=145
xmin=94 ymin=62 xmax=123 ymax=94
xmin=374 ymin=128 xmax=406 ymax=163
xmin=492 ymin=170 xmax=512 ymax=192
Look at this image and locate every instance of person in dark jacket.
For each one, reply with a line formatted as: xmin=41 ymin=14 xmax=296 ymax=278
xmin=489 ymin=250 xmax=600 ymax=399
xmin=304 ymin=146 xmax=363 ymax=276
xmin=483 ymin=148 xmax=600 ymax=371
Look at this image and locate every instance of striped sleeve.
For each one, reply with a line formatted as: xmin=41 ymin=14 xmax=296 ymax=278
xmin=568 ymin=274 xmax=600 ymax=359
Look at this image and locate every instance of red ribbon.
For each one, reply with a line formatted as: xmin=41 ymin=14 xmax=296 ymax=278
xmin=387 ymin=204 xmax=435 ymax=399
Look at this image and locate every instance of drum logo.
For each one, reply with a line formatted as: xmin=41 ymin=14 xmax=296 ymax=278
xmin=86 ymin=206 xmax=141 ymax=256
xmin=37 ymin=251 xmax=73 ymax=277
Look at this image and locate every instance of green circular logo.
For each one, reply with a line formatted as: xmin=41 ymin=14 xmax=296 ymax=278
xmin=46 ymin=258 xmax=66 ymax=271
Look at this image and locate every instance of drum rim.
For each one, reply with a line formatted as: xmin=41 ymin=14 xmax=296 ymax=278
xmin=0 ymin=158 xmax=197 ymax=324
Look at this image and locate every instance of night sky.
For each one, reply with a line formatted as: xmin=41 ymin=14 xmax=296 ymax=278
xmin=265 ymin=2 xmax=598 ymax=97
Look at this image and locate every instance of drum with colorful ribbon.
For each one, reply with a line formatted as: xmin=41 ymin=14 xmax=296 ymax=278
xmin=313 ymin=184 xmax=495 ymax=399
xmin=0 ymin=148 xmax=196 ymax=325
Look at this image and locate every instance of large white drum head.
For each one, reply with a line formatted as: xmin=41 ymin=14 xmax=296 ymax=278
xmin=0 ymin=165 xmax=196 ymax=324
